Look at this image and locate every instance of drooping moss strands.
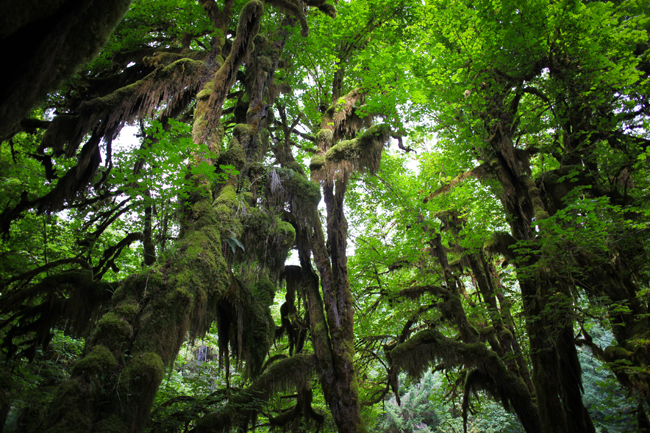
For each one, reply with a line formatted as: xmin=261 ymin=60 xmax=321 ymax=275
xmin=0 ymin=55 xmax=206 ymax=233
xmin=80 ymin=58 xmax=209 ymax=133
xmin=391 ymin=329 xmax=541 ymax=433
xmin=0 ymin=269 xmax=117 ymax=360
xmin=192 ymin=354 xmax=318 ymax=433
xmin=316 ymin=123 xmax=392 ymax=180
xmin=264 ymin=167 xmax=322 ymax=228
xmin=43 ymin=193 xmax=231 ymax=433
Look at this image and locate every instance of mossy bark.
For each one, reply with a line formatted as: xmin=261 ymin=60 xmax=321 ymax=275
xmin=391 ymin=329 xmax=542 ymax=433
xmin=485 ymin=130 xmax=595 ymax=433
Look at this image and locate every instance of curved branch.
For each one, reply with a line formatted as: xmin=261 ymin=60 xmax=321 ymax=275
xmin=391 ymin=330 xmax=541 ymax=433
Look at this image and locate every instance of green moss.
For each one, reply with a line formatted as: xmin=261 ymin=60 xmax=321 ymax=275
xmin=310 ymin=155 xmax=325 ymax=171
xmin=478 ymin=326 xmax=494 ymax=336
xmin=323 ymin=124 xmax=390 ymax=175
xmin=124 ymin=352 xmax=164 ymax=385
xmin=253 ymin=277 xmax=276 ymax=307
xmin=119 ymin=353 xmax=165 ymax=433
xmin=72 ymin=345 xmax=117 ymax=378
xmin=44 ymin=379 xmax=94 ymax=433
xmin=143 ymin=52 xmax=185 ymax=67
xmin=254 ymin=34 xmax=269 ymax=49
xmin=93 ymin=415 xmax=125 ymax=433
xmin=216 ymin=203 xmax=232 ymax=217
xmin=196 ymin=80 xmax=214 ymax=100
xmin=115 ymin=270 xmax=164 ymax=303
xmin=605 ymin=345 xmax=633 ymax=360
xmin=270 ymin=167 xmax=321 ymax=225
xmin=243 ymin=191 xmax=255 ymax=205
xmin=91 ymin=312 xmax=133 ymax=355
xmin=258 ymin=55 xmax=272 ymax=72
xmin=499 ymin=328 xmax=514 ymax=341
xmin=222 ymin=138 xmax=247 ymax=171
xmin=483 ymin=231 xmax=517 ymax=260
xmin=215 ymin=184 xmax=237 ymax=204
xmin=287 ymin=161 xmax=305 ymax=175
xmin=316 ymin=129 xmax=333 ymax=144
xmin=114 ymin=302 xmax=138 ymax=320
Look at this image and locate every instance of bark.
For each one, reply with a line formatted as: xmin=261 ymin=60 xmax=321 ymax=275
xmin=0 ymin=0 xmax=133 ymax=139
xmin=488 ymin=134 xmax=595 ymax=433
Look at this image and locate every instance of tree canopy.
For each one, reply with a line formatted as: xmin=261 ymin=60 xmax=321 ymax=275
xmin=0 ymin=0 xmax=649 ymax=432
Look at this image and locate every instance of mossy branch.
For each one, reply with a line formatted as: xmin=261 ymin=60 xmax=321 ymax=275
xmin=391 ymin=329 xmax=541 ymax=433
xmin=314 ymin=124 xmax=391 ymax=179
xmin=0 ymin=270 xmax=116 ymax=359
xmin=484 ymin=231 xmax=517 ymax=261
xmin=192 ymin=354 xmax=317 ymax=433
xmin=202 ymin=0 xmax=264 ymax=137
xmin=266 ymin=0 xmax=309 ymax=37
xmin=423 ymin=163 xmax=489 ymax=203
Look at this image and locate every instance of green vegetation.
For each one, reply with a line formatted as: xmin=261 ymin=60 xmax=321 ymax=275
xmin=1 ymin=0 xmax=649 ymax=432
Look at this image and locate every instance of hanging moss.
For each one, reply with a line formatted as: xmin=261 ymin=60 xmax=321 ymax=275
xmin=391 ymin=329 xmax=541 ymax=433
xmin=193 ymin=354 xmax=317 ymax=432
xmin=484 ymin=231 xmax=517 ymax=261
xmin=242 ymin=208 xmax=296 ymax=271
xmin=264 ymin=167 xmax=321 ymax=227
xmin=0 ymin=268 xmax=117 ymax=360
xmin=81 ymin=58 xmax=208 ymax=130
xmin=241 ymin=294 xmax=275 ymax=378
xmin=253 ymin=276 xmax=276 ymax=307
xmin=321 ymin=124 xmax=391 ymax=178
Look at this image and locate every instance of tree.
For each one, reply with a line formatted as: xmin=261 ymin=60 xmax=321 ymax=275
xmin=349 ymin=1 xmax=650 ymax=433
xmin=1 ymin=0 xmax=649 ymax=432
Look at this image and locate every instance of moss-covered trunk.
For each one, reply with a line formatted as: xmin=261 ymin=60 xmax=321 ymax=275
xmin=488 ymin=133 xmax=595 ymax=433
xmin=39 ymin=2 xmax=267 ymax=431
xmin=312 ymin=178 xmax=365 ymax=433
